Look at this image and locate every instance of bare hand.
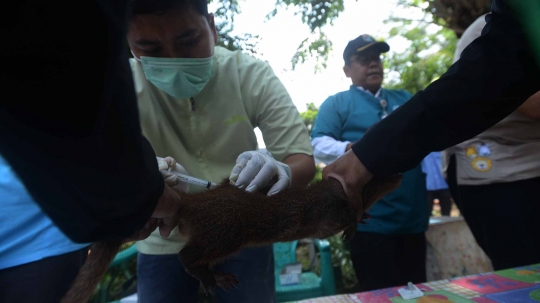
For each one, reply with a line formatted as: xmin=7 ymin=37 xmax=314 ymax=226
xmin=152 ymin=184 xmax=183 ymax=238
xmin=323 ymin=150 xmax=373 ymax=220
xmin=323 ymin=150 xmax=402 ymax=220
xmin=124 ymin=184 xmax=183 ymax=242
xmin=124 ymin=218 xmax=160 ymax=243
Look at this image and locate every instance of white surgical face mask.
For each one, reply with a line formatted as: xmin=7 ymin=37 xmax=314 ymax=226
xmin=132 ymin=51 xmax=214 ymax=99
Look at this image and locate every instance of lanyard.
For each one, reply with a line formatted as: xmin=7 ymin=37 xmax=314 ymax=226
xmin=371 ymin=89 xmax=388 ymax=119
xmin=356 ymin=87 xmax=388 ymax=119
xmin=380 ymin=99 xmax=388 ymax=119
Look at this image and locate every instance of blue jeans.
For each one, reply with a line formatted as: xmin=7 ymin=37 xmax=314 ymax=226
xmin=137 ymin=246 xmax=275 ymax=303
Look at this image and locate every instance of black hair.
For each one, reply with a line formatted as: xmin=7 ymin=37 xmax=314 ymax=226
xmin=130 ymin=0 xmax=208 ymax=18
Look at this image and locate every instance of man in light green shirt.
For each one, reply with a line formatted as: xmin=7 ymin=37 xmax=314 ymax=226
xmin=127 ymin=0 xmax=315 ymax=302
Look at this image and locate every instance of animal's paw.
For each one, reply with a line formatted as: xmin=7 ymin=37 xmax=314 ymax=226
xmin=199 ymin=276 xmax=218 ymax=296
xmin=214 ymin=272 xmax=240 ymax=291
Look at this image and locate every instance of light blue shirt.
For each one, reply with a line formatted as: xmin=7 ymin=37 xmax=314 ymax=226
xmin=421 ymin=152 xmax=449 ymax=191
xmin=0 ymin=154 xmax=88 ymax=270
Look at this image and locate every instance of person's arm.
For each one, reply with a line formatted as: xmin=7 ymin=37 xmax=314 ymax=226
xmin=310 ymin=97 xmax=353 ymax=164
xmin=517 ymin=91 xmax=540 ymax=120
xmin=0 ymin=0 xmax=166 ymax=243
xmin=232 ymin=56 xmax=315 ymax=192
xmin=282 ymin=153 xmax=316 ymax=188
xmin=255 ymin=79 xmax=315 ymax=190
xmin=351 ymin=10 xmax=540 ymax=177
xmin=312 ymin=136 xmax=351 ymax=165
xmin=252 ymin=60 xmax=317 ymax=190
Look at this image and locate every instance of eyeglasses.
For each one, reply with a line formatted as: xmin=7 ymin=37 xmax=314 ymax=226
xmin=350 ymin=54 xmax=382 ymax=66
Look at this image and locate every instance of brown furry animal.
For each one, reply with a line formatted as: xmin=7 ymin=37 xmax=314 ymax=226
xmin=62 ymin=175 xmax=401 ymax=302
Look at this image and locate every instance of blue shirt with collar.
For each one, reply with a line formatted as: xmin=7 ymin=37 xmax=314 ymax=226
xmin=421 ymin=152 xmax=449 ymax=191
xmin=0 ymin=154 xmax=88 ymax=270
xmin=312 ymin=85 xmax=430 ymax=234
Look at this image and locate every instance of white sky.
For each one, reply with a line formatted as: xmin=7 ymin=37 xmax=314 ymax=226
xmin=209 ymin=0 xmax=421 ymax=147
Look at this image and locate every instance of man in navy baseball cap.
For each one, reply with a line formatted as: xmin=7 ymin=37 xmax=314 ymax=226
xmin=311 ymin=34 xmax=429 ymax=291
xmin=342 ymin=34 xmax=390 ymax=95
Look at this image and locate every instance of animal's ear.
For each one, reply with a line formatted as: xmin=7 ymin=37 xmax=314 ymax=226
xmin=362 ymin=174 xmax=402 ymax=211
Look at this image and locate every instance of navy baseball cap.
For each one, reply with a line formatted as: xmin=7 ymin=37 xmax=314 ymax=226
xmin=343 ymin=34 xmax=390 ymax=64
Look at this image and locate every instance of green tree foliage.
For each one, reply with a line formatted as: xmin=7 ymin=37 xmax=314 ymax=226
xmin=266 ymin=0 xmax=353 ymax=71
xmin=396 ymin=0 xmax=491 ymax=37
xmin=266 ymin=0 xmax=347 ymax=31
xmin=291 ymin=31 xmax=333 ymax=72
xmin=211 ymin=0 xmax=356 ymax=69
xmin=299 ymin=102 xmax=319 ymax=133
xmin=211 ymin=0 xmax=489 ymax=70
xmin=299 ymin=102 xmax=322 ymax=183
xmin=210 ymin=0 xmax=259 ymax=54
xmin=383 ymin=18 xmax=457 ymax=94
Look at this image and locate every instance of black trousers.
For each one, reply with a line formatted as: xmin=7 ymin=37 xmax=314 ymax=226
xmin=446 ymin=155 xmax=461 ymax=210
xmin=349 ymin=232 xmax=426 ymax=292
xmin=0 ymin=247 xmax=88 ymax=303
xmin=457 ymin=177 xmax=540 ymax=271
xmin=427 ymin=189 xmax=453 ymax=216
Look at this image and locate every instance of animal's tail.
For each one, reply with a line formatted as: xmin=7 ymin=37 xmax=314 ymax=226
xmin=61 ymin=240 xmax=123 ymax=303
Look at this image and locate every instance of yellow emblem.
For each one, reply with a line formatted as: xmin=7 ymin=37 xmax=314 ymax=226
xmin=466 ymin=147 xmax=477 ymax=159
xmin=472 ymin=157 xmax=492 ymax=172
xmin=356 ymin=41 xmax=376 ymax=52
xmin=224 ymin=115 xmax=249 ymax=125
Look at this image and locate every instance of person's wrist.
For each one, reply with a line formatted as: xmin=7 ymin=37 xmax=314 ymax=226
xmin=153 ymin=185 xmax=183 ymax=238
xmin=343 ymin=151 xmax=372 ymax=188
xmin=152 ymin=185 xmax=180 ymax=218
xmin=323 ymin=150 xmax=373 ymax=200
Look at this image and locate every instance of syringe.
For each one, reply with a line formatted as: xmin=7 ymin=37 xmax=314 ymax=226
xmin=171 ymin=171 xmax=217 ymax=189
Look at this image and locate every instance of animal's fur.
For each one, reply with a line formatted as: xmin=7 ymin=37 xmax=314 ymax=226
xmin=61 ymin=241 xmax=122 ymax=303
xmin=62 ymin=175 xmax=401 ymax=302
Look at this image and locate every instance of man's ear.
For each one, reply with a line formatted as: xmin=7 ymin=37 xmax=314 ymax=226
xmin=208 ymin=13 xmax=218 ymax=44
xmin=343 ymin=65 xmax=351 ymax=78
xmin=362 ymin=174 xmax=402 ymax=211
